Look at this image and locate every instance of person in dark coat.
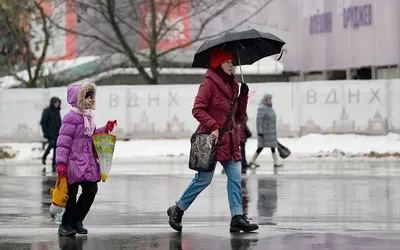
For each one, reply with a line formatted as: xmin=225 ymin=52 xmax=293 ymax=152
xmin=40 ymin=97 xmax=62 ymax=172
xmin=248 ymin=93 xmax=283 ymax=168
xmin=167 ymin=48 xmax=258 ymax=233
xmin=221 ymin=112 xmax=251 ymax=174
xmin=238 ymin=112 xmax=251 ymax=174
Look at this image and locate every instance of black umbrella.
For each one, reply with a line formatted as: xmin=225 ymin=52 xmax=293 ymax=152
xmin=192 ymin=29 xmax=285 ymax=82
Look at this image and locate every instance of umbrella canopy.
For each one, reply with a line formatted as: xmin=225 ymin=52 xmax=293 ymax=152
xmin=192 ymin=29 xmax=285 ymax=69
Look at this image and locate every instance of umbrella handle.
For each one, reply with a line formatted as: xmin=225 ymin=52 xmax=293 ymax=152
xmin=277 ymin=50 xmax=283 ymax=61
xmin=236 ymin=46 xmax=245 ymax=83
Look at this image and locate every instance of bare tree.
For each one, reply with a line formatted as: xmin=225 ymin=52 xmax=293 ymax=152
xmin=49 ymin=0 xmax=274 ymax=85
xmin=0 ymin=0 xmax=50 ymax=88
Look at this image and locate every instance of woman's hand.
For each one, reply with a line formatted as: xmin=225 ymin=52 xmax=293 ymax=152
xmin=240 ymin=82 xmax=249 ymax=96
xmin=210 ymin=129 xmax=219 ymax=143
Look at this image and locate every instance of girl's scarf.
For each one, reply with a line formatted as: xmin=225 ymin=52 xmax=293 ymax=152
xmin=71 ymin=107 xmax=95 ymax=136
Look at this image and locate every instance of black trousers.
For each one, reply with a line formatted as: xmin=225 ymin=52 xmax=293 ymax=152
xmin=43 ymin=139 xmax=56 ymax=169
xmin=62 ymin=181 xmax=98 ymax=227
xmin=256 ymin=147 xmax=276 ymax=154
xmin=240 ymin=142 xmax=247 ymax=169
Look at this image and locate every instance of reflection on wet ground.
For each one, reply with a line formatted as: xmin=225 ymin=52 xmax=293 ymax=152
xmin=3 ymin=231 xmax=400 ymax=250
xmin=0 ymin=160 xmax=400 ymax=249
xmin=3 ymin=159 xmax=400 ymax=176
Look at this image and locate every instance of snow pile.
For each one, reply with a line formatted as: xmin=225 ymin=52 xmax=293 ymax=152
xmin=314 ymin=150 xmax=400 ymax=159
xmin=1 ymin=133 xmax=400 ymax=164
xmin=0 ymin=143 xmax=43 ymax=161
xmin=0 ymin=56 xmax=100 ymax=89
xmin=0 ymin=146 xmax=17 ymax=159
xmin=293 ymin=133 xmax=400 ymax=159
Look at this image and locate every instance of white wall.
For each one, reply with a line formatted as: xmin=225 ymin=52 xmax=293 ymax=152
xmin=0 ymin=79 xmax=399 ymax=142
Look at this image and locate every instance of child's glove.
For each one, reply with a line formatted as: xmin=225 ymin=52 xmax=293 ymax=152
xmin=56 ymin=163 xmax=67 ymax=177
xmin=106 ymin=120 xmax=117 ymax=133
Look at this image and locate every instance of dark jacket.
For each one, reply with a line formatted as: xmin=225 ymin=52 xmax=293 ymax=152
xmin=237 ymin=113 xmax=249 ymax=144
xmin=40 ymin=97 xmax=62 ymax=140
xmin=192 ymin=68 xmax=248 ymax=161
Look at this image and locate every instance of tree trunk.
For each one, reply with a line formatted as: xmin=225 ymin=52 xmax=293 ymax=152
xmin=149 ymin=0 xmax=159 ymax=85
xmin=106 ymin=0 xmax=156 ymax=85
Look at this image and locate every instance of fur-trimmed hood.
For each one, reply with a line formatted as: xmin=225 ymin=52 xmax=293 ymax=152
xmin=67 ymin=82 xmax=96 ymax=110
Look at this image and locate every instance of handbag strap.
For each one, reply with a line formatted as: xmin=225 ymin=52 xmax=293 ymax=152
xmin=218 ymin=99 xmax=234 ymax=140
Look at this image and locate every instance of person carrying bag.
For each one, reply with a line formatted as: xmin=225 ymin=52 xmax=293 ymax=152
xmin=167 ymin=48 xmax=258 ymax=233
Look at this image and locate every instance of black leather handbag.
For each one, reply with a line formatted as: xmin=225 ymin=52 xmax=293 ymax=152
xmin=277 ymin=141 xmax=291 ymax=159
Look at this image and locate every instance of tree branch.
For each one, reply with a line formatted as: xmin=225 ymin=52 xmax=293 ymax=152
xmin=155 ymin=0 xmax=175 ymax=39
xmin=106 ymin=2 xmax=150 ymax=45
xmin=30 ymin=0 xmax=49 ymax=88
xmin=158 ymin=0 xmax=275 ymax=58
xmin=46 ymin=12 xmax=124 ymax=54
xmin=50 ymin=0 xmax=277 ymax=85
xmin=155 ymin=0 xmax=223 ymax=44
xmin=105 ymin=0 xmax=154 ymax=84
xmin=0 ymin=1 xmax=32 ymax=86
xmin=75 ymin=9 xmax=122 ymax=48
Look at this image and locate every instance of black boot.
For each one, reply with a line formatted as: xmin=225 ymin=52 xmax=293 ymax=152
xmin=230 ymin=215 xmax=259 ymax=233
xmin=58 ymin=225 xmax=76 ymax=236
xmin=75 ymin=221 xmax=88 ymax=234
xmin=167 ymin=205 xmax=184 ymax=232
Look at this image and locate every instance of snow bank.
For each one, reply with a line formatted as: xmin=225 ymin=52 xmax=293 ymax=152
xmin=1 ymin=133 xmax=400 ymax=165
xmin=276 ymin=133 xmax=400 ymax=158
xmin=0 ymin=146 xmax=17 ymax=159
xmin=0 ymin=56 xmax=100 ymax=89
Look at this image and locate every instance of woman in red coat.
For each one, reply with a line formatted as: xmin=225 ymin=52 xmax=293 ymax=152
xmin=167 ymin=48 xmax=259 ymax=233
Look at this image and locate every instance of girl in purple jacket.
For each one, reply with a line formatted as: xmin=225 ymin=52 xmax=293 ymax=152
xmin=55 ymin=82 xmax=116 ymax=236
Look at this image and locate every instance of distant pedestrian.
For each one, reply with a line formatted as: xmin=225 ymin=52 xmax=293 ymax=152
xmin=237 ymin=112 xmax=251 ymax=174
xmin=167 ymin=48 xmax=258 ymax=233
xmin=248 ymin=93 xmax=283 ymax=168
xmin=40 ymin=97 xmax=62 ymax=173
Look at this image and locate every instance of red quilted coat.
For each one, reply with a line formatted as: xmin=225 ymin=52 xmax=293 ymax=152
xmin=192 ymin=68 xmax=248 ymax=162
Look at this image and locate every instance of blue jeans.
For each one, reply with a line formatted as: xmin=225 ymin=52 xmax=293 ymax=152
xmin=177 ymin=161 xmax=243 ymax=217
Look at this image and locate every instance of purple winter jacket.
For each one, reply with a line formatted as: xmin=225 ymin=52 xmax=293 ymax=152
xmin=56 ymin=82 xmax=107 ymax=185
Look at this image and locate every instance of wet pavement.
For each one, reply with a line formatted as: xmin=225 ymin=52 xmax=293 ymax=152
xmin=1 ymin=160 xmax=400 ymax=249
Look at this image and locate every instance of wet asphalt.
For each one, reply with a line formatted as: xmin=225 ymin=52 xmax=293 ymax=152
xmin=1 ymin=160 xmax=400 ymax=249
